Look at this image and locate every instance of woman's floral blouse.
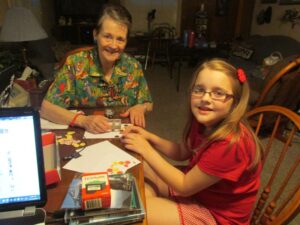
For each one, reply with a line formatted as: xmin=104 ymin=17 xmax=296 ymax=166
xmin=45 ymin=47 xmax=152 ymax=108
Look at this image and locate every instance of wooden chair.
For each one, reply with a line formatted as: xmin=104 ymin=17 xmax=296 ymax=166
xmin=147 ymin=24 xmax=176 ymax=77
xmin=246 ymin=105 xmax=300 ymax=225
xmin=253 ymin=56 xmax=300 ymax=108
xmin=55 ymin=46 xmax=94 ymax=70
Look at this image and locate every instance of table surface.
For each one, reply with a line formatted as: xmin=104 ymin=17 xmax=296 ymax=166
xmin=44 ymin=109 xmax=147 ymax=225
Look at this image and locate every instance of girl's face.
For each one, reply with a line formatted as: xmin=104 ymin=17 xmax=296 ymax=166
xmin=191 ymin=68 xmax=234 ymax=131
xmin=94 ymin=17 xmax=128 ymax=66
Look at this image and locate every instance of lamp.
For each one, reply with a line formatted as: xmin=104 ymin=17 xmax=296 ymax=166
xmin=0 ymin=6 xmax=48 ymax=66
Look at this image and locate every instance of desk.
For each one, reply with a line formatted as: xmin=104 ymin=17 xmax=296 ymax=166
xmin=44 ymin=109 xmax=147 ymax=225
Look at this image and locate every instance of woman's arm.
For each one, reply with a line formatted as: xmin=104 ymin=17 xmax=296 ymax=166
xmin=120 ymin=60 xmax=153 ymax=127
xmin=120 ymin=102 xmax=153 ymax=128
xmin=40 ymin=100 xmax=111 ymax=133
xmin=40 ymin=99 xmax=75 ymax=125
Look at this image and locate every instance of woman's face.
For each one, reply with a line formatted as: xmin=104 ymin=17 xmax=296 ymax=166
xmin=94 ymin=17 xmax=128 ymax=65
xmin=190 ymin=68 xmax=234 ymax=131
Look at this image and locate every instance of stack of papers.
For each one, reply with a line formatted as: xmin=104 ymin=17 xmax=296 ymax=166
xmin=62 ymin=176 xmax=145 ymax=225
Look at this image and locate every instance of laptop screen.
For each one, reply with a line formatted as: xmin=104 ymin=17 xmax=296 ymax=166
xmin=0 ymin=107 xmax=47 ymax=212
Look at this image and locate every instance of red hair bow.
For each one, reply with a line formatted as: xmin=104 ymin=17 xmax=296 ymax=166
xmin=237 ymin=68 xmax=247 ymax=83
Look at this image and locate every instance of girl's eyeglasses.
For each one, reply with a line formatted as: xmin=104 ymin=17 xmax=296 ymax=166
xmin=191 ymin=86 xmax=234 ymax=101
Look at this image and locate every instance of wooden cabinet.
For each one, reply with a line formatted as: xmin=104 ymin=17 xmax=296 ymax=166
xmin=52 ymin=24 xmax=95 ymax=45
xmin=180 ymin=0 xmax=255 ymax=42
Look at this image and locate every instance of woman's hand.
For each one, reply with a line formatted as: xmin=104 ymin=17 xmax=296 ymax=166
xmin=120 ymin=104 xmax=146 ymax=127
xmin=77 ymin=115 xmax=111 ymax=134
xmin=121 ymin=131 xmax=153 ymax=156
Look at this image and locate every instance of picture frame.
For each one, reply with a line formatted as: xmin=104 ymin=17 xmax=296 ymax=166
xmin=279 ymin=0 xmax=300 ymax=4
xmin=216 ymin=0 xmax=229 ymax=16
xmin=231 ymin=45 xmax=254 ymax=60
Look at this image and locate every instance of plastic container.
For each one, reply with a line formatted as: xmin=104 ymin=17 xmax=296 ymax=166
xmin=183 ymin=30 xmax=189 ymax=47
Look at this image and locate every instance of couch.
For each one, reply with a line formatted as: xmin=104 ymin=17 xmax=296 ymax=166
xmin=229 ymin=35 xmax=300 ymax=111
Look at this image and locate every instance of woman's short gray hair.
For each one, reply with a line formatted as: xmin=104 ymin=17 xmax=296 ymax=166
xmin=95 ymin=4 xmax=132 ymax=36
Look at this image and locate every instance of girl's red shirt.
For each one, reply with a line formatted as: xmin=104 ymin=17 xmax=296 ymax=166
xmin=187 ymin=120 xmax=262 ymax=225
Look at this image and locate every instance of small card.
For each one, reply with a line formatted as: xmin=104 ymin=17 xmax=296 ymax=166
xmin=84 ymin=123 xmax=132 ymax=139
xmin=109 ymin=119 xmax=121 ymax=131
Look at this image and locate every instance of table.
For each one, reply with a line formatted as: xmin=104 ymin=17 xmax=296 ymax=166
xmin=170 ymin=42 xmax=229 ymax=91
xmin=126 ymin=34 xmax=151 ymax=71
xmin=43 ymin=109 xmax=147 ymax=225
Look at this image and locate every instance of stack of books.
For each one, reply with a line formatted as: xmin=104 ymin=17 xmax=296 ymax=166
xmin=60 ymin=173 xmax=145 ymax=225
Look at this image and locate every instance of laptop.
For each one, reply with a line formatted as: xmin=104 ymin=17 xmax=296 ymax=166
xmin=0 ymin=107 xmax=47 ymax=224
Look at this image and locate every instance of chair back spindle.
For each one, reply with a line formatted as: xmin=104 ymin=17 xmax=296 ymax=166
xmin=246 ymin=105 xmax=300 ymax=225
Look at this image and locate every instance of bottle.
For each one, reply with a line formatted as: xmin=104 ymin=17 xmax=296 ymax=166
xmin=195 ymin=3 xmax=208 ymax=39
xmin=183 ymin=30 xmax=189 ymax=47
xmin=188 ymin=30 xmax=195 ymax=48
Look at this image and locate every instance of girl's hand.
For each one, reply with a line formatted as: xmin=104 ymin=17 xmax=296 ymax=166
xmin=121 ymin=132 xmax=152 ymax=156
xmin=122 ymin=125 xmax=151 ymax=140
xmin=78 ymin=115 xmax=111 ymax=134
xmin=120 ymin=104 xmax=146 ymax=128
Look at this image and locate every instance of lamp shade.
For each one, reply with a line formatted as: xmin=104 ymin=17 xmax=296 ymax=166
xmin=0 ymin=7 xmax=48 ymax=42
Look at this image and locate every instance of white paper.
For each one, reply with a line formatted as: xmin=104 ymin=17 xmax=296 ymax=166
xmin=84 ymin=130 xmax=122 ymax=139
xmin=19 ymin=66 xmax=33 ymax=80
xmin=40 ymin=118 xmax=68 ymax=130
xmin=63 ymin=141 xmax=140 ymax=173
xmin=84 ymin=124 xmax=132 ymax=139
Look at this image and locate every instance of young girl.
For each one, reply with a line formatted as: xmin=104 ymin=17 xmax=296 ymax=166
xmin=121 ymin=59 xmax=262 ymax=225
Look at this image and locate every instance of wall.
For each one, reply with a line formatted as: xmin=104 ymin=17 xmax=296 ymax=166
xmin=0 ymin=0 xmax=9 ymax=26
xmin=4 ymin=0 xmax=297 ymax=42
xmin=0 ymin=0 xmax=54 ymax=35
xmin=120 ymin=0 xmax=181 ymax=36
xmin=251 ymin=0 xmax=300 ymax=41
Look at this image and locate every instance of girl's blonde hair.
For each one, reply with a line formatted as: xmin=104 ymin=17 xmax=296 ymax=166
xmin=183 ymin=58 xmax=262 ymax=169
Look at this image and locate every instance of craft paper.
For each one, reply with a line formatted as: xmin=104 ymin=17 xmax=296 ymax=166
xmin=63 ymin=141 xmax=140 ymax=174
xmin=84 ymin=124 xmax=132 ymax=139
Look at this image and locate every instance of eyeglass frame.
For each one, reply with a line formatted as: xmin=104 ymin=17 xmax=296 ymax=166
xmin=191 ymin=86 xmax=234 ymax=101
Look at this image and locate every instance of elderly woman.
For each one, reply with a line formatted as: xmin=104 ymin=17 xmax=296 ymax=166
xmin=40 ymin=4 xmax=153 ymax=133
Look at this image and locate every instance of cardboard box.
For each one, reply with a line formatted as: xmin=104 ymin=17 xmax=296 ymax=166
xmin=42 ymin=132 xmax=61 ymax=186
xmin=81 ymin=172 xmax=111 ymax=210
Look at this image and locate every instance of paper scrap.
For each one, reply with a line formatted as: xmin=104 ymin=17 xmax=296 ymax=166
xmin=57 ymin=131 xmax=86 ymax=148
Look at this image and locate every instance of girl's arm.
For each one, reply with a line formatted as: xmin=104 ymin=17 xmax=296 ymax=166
xmin=122 ymin=133 xmax=220 ymax=196
xmin=146 ymin=146 xmax=220 ymax=196
xmin=148 ymin=131 xmax=191 ymax=161
xmin=123 ymin=126 xmax=192 ymax=161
